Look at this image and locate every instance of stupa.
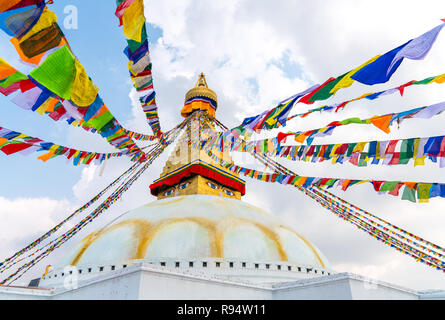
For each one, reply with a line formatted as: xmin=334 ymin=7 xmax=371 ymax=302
xmin=1 ymin=75 xmax=442 ymax=300
xmin=41 ymin=73 xmax=331 ymax=284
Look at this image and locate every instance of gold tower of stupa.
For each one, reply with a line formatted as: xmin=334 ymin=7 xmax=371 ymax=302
xmin=149 ymin=73 xmax=246 ymax=200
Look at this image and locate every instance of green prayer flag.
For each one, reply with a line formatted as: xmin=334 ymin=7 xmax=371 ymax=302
xmin=417 ymin=183 xmax=433 ymax=203
xmin=346 ymin=143 xmax=357 ymax=157
xmin=399 ymin=138 xmax=414 ymax=164
xmin=380 ymin=181 xmax=400 ymax=192
xmin=87 ymin=112 xmax=114 ymax=132
xmin=324 ymin=179 xmax=337 ymax=187
xmin=413 ymin=76 xmax=436 ymax=85
xmin=402 ymin=185 xmax=417 ymax=202
xmin=358 ymin=153 xmax=369 ymax=167
xmin=30 ymin=45 xmax=76 ymax=100
xmin=126 ymin=25 xmax=148 ymax=52
xmin=0 ymin=72 xmax=28 ymax=88
xmin=339 ymin=117 xmax=366 ymax=125
xmin=308 ymin=73 xmax=347 ymax=102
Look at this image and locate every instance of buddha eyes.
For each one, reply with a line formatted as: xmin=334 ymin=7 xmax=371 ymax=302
xmin=163 ymin=182 xmax=234 ymax=196
xmin=179 ymin=182 xmax=190 ymax=190
xmin=207 ymin=182 xmax=219 ymax=190
xmin=165 ymin=182 xmax=190 ymax=196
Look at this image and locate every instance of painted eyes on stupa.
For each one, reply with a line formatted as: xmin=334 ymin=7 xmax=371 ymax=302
xmin=207 ymin=182 xmax=219 ymax=190
xmin=179 ymin=182 xmax=190 ymax=190
xmin=164 ymin=182 xmax=190 ymax=196
xmin=223 ymin=189 xmax=234 ymax=196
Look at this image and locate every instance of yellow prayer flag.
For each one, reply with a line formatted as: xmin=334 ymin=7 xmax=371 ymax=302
xmin=414 ymin=157 xmax=425 ymax=166
xmin=375 ymin=141 xmax=381 ymax=159
xmin=70 ymin=60 xmax=99 ymax=107
xmin=413 ymin=138 xmax=425 ymax=166
xmin=353 ymin=142 xmax=367 ymax=153
xmin=15 ymin=134 xmax=27 ymax=140
xmin=330 ymin=144 xmax=341 ymax=158
xmin=267 ymin=139 xmax=274 ymax=153
xmin=35 ymin=99 xmax=51 ymax=115
xmin=20 ymin=7 xmax=58 ymax=42
xmin=49 ymin=144 xmax=59 ymax=151
xmin=122 ymin=0 xmax=146 ymax=43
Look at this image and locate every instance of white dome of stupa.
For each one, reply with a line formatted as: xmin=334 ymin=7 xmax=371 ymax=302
xmin=52 ymin=195 xmax=330 ymax=275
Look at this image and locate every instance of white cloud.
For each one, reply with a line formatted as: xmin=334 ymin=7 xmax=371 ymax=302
xmin=0 ymin=196 xmax=74 ymax=284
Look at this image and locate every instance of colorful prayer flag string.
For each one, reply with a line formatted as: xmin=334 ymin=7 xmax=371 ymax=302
xmin=0 ymin=125 xmax=131 ymax=165
xmin=196 ymin=120 xmax=445 ymax=272
xmin=236 ymin=23 xmax=445 ymax=135
xmin=0 ymin=117 xmax=189 ymax=285
xmin=114 ymin=0 xmax=163 ymax=137
xmin=0 ymin=4 xmax=147 ymax=161
xmin=235 ymin=134 xmax=445 ymax=168
xmin=200 ymin=139 xmax=445 ymax=204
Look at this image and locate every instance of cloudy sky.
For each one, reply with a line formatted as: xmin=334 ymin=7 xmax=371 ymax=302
xmin=1 ymin=0 xmax=445 ymax=291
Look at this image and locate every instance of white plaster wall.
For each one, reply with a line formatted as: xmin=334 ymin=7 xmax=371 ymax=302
xmin=137 ymin=269 xmax=272 ymax=300
xmin=0 ymin=267 xmax=436 ymax=300
xmin=272 ymin=277 xmax=354 ymax=300
xmin=348 ymin=278 xmax=418 ymax=300
xmin=0 ymin=288 xmax=51 ymax=300
xmin=51 ymin=269 xmax=141 ymax=300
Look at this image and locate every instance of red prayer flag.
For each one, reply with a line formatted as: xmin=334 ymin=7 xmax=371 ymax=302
xmin=318 ymin=178 xmax=331 ymax=187
xmin=0 ymin=82 xmax=21 ymax=96
xmin=277 ymin=132 xmax=294 ymax=143
xmin=326 ymin=121 xmax=342 ymax=127
xmin=335 ymin=143 xmax=349 ymax=155
xmin=389 ymin=152 xmax=400 ymax=165
xmin=397 ymin=80 xmax=415 ymax=96
xmin=306 ymin=145 xmax=316 ymax=157
xmin=19 ymin=79 xmax=36 ymax=93
xmin=372 ymin=180 xmax=385 ymax=191
xmin=0 ymin=142 xmax=31 ymax=155
xmin=349 ymin=154 xmax=359 ymax=166
xmin=335 ymin=101 xmax=349 ymax=112
xmin=388 ymin=183 xmax=404 ymax=196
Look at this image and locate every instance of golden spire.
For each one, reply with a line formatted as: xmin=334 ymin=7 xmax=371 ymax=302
xmin=196 ymin=72 xmax=208 ymax=87
xmin=182 ymin=73 xmax=218 ymax=118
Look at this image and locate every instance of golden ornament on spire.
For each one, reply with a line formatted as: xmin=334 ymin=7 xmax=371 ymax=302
xmin=181 ymin=73 xmax=218 ymax=118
